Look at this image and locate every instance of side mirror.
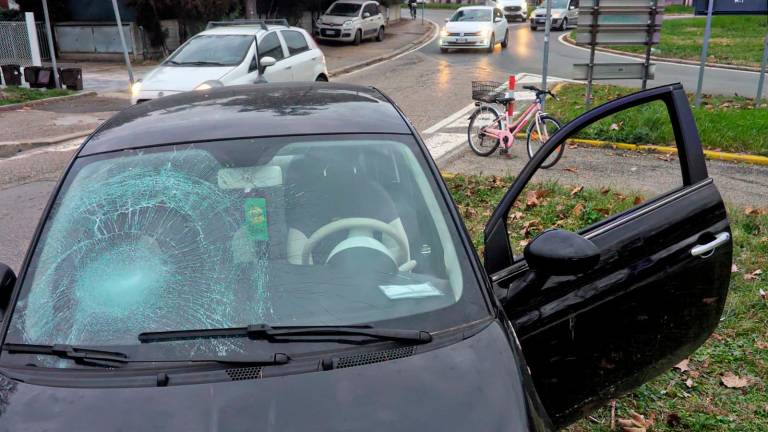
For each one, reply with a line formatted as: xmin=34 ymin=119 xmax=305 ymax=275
xmin=494 ymin=17 xmax=503 ymax=22
xmin=363 ymin=12 xmax=371 ymax=18
xmin=259 ymin=56 xmax=277 ymax=74
xmin=444 ymin=17 xmax=449 ymax=22
xmin=524 ymin=229 xmax=599 ymax=276
xmin=0 ymin=263 xmax=17 ymax=320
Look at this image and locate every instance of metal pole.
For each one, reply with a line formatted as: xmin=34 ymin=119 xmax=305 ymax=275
xmin=25 ymin=12 xmax=42 ymax=66
xmin=642 ymin=0 xmax=658 ymax=90
xmin=41 ymin=0 xmax=60 ymax=88
xmin=111 ymin=0 xmax=135 ymax=85
xmin=421 ymin=1 xmax=424 ymax=25
xmin=756 ymin=33 xmax=768 ymax=105
xmin=694 ymin=0 xmax=714 ymax=107
xmin=585 ymin=1 xmax=599 ymax=109
xmin=541 ymin=0 xmax=553 ymax=109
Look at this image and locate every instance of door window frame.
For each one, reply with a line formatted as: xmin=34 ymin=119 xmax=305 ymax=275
xmin=483 ymin=84 xmax=709 ymax=276
xmin=258 ymin=31 xmax=288 ymax=63
xmin=280 ymin=30 xmax=311 ymax=57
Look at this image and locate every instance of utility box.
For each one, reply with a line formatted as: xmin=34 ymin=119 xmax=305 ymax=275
xmin=694 ymin=0 xmax=768 ymax=15
xmin=1 ymin=64 xmax=23 ymax=86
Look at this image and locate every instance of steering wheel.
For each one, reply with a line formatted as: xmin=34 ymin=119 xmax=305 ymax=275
xmin=301 ymin=217 xmax=409 ymax=267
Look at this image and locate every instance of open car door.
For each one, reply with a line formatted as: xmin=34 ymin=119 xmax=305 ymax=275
xmin=484 ymin=84 xmax=732 ymax=428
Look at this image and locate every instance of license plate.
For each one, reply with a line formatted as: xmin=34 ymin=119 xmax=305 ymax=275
xmin=457 ymin=38 xmax=467 ymax=43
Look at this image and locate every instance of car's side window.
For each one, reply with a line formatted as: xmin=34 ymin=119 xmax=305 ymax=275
xmin=495 ymin=8 xmax=503 ymax=20
xmin=281 ymin=30 xmax=310 ymax=56
xmin=258 ymin=32 xmax=285 ymax=61
xmin=507 ymin=98 xmax=684 ymax=252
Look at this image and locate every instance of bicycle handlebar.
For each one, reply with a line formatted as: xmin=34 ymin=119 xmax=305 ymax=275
xmin=522 ymin=85 xmax=558 ymax=101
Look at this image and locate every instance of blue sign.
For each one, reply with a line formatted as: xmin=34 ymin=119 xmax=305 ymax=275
xmin=695 ymin=0 xmax=768 ymax=15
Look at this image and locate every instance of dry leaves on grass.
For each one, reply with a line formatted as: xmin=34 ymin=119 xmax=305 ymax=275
xmin=572 ymin=203 xmax=585 ymax=217
xmin=633 ymin=196 xmax=643 ymax=206
xmin=745 ymin=207 xmax=768 ymax=216
xmin=525 ymin=190 xmax=547 ymax=208
xmin=617 ymin=411 xmax=655 ymax=432
xmin=673 ymin=359 xmax=690 ymax=373
xmin=721 ymin=372 xmax=750 ymax=389
xmin=756 ymin=340 xmax=768 ymax=350
xmin=570 ymin=185 xmax=584 ymax=196
xmin=731 ymin=263 xmax=740 ymax=273
xmin=490 ymin=175 xmax=504 ymax=188
xmin=564 ymin=166 xmax=579 ymax=173
xmin=600 ymin=186 xmax=611 ymax=194
xmin=744 ymin=269 xmax=763 ymax=281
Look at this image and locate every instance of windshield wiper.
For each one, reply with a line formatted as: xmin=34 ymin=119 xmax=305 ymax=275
xmin=3 ymin=343 xmax=129 ymax=368
xmin=139 ymin=324 xmax=432 ymax=345
xmin=173 ymin=60 xmax=227 ymax=66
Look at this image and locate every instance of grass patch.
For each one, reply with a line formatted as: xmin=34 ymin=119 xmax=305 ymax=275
xmin=607 ymin=16 xmax=768 ymax=68
xmin=547 ymin=83 xmax=768 ymax=156
xmin=0 ymin=86 xmax=73 ymax=106
xmin=665 ymin=4 xmax=694 ymax=14
xmin=444 ymin=173 xmax=768 ymax=432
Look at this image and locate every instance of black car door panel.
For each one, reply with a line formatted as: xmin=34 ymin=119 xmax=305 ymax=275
xmin=484 ymin=84 xmax=732 ymax=428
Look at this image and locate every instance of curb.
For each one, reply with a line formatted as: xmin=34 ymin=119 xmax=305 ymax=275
xmin=569 ymin=137 xmax=768 ymax=166
xmin=328 ymin=20 xmax=437 ymax=77
xmin=562 ymin=34 xmax=763 ymax=74
xmin=0 ymin=91 xmax=98 ymax=113
xmin=0 ymin=131 xmax=90 ymax=159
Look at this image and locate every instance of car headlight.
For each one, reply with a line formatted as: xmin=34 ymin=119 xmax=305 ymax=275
xmin=342 ymin=20 xmax=354 ymax=28
xmin=316 ymin=17 xmax=324 ymax=25
xmin=130 ymin=80 xmax=142 ymax=97
xmin=195 ymin=80 xmax=223 ymax=91
xmin=480 ymin=28 xmax=491 ymax=38
xmin=440 ymin=28 xmax=449 ymax=37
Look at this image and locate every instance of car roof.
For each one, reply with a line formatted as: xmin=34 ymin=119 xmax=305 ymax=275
xmin=79 ymin=83 xmax=412 ymax=156
xmin=197 ymin=25 xmax=286 ymax=36
xmin=331 ymin=0 xmax=376 ymax=4
xmin=457 ymin=6 xmax=495 ymax=10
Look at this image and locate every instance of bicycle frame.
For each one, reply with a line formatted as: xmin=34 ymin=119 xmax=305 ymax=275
xmin=480 ymin=99 xmax=547 ymax=149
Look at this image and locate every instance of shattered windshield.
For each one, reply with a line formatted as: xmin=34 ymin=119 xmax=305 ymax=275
xmin=4 ymin=136 xmax=487 ymax=368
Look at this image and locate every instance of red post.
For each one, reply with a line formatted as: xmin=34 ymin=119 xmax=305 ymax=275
xmin=507 ymin=74 xmax=516 ymax=117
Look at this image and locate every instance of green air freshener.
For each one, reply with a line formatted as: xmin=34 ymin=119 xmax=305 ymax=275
xmin=245 ymin=197 xmax=269 ymax=241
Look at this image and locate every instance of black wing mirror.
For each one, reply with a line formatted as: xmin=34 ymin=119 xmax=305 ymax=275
xmin=524 ymin=229 xmax=600 ymax=276
xmin=0 ymin=263 xmax=17 ymax=320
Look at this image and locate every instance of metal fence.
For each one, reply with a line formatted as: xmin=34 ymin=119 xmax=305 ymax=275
xmin=0 ymin=20 xmax=51 ymax=66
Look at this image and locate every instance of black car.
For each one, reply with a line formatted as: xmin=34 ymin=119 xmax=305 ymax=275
xmin=0 ymin=82 xmax=731 ymax=431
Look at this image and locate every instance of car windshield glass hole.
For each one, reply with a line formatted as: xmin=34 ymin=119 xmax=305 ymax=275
xmin=5 ymin=136 xmax=486 ymax=368
xmin=167 ymin=35 xmax=253 ymax=66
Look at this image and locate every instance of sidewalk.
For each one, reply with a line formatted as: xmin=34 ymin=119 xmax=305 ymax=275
xmin=0 ymin=18 xmax=432 ymax=155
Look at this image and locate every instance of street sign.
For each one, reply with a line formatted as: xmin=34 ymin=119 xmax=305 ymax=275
xmin=573 ymin=63 xmax=656 ymax=80
xmin=576 ymin=12 xmax=663 ymax=27
xmin=694 ymin=0 xmax=768 ymax=15
xmin=581 ymin=0 xmax=658 ymax=7
xmin=575 ymin=30 xmax=661 ymax=45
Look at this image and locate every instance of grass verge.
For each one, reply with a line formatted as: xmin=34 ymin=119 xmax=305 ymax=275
xmin=0 ymin=86 xmax=73 ymax=106
xmin=665 ymin=5 xmax=694 ymax=15
xmin=547 ymin=83 xmax=768 ymax=156
xmin=605 ymin=16 xmax=768 ymax=69
xmin=444 ymin=173 xmax=768 ymax=432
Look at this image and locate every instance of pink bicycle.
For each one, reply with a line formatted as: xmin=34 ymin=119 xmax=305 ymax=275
xmin=467 ymin=81 xmax=564 ymax=169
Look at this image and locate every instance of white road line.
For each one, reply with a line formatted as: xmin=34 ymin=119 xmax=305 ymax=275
xmin=557 ymin=33 xmax=762 ymax=75
xmin=423 ymin=102 xmax=476 ymax=134
xmin=335 ymin=19 xmax=440 ymax=78
xmin=424 ymin=132 xmax=468 ymax=160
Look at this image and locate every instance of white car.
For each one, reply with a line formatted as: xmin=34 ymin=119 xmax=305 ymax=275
xmin=439 ymin=6 xmax=509 ymax=53
xmin=530 ymin=0 xmax=579 ymax=31
xmin=315 ymin=0 xmax=386 ymax=45
xmin=498 ymin=0 xmax=528 ymax=22
xmin=131 ymin=21 xmax=328 ymax=104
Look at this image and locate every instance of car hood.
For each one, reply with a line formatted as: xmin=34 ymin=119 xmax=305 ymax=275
xmin=444 ymin=21 xmax=493 ymax=33
xmin=0 ymin=322 xmax=549 ymax=431
xmin=141 ymin=65 xmax=236 ymax=92
xmin=533 ymin=7 xmax=566 ymax=16
xmin=319 ymin=14 xmax=358 ymax=25
xmin=498 ymin=0 xmax=525 ymax=6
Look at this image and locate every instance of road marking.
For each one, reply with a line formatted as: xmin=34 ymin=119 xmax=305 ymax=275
xmin=557 ymin=33 xmax=763 ymax=75
xmin=424 ymin=132 xmax=467 ymax=160
xmin=335 ymin=19 xmax=440 ymax=78
xmin=423 ymin=102 xmax=476 ymax=134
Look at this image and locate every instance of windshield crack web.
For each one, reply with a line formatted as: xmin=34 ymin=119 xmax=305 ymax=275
xmin=14 ymin=150 xmax=272 ymax=356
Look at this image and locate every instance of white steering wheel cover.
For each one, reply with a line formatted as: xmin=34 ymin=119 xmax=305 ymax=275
xmin=301 ymin=217 xmax=409 ymax=266
xmin=326 ymin=236 xmax=397 ymax=265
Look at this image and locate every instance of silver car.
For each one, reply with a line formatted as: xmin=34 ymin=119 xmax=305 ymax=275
xmin=315 ymin=0 xmax=386 ymax=45
xmin=530 ymin=0 xmax=579 ymax=31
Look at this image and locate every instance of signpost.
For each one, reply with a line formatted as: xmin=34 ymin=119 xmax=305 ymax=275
xmin=693 ymin=0 xmax=768 ymax=105
xmin=574 ymin=0 xmax=663 ymax=107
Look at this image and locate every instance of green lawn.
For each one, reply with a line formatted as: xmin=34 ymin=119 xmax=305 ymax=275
xmin=547 ymin=83 xmax=768 ymax=156
xmin=665 ymin=5 xmax=694 ymax=15
xmin=607 ymin=16 xmax=768 ymax=69
xmin=444 ymin=173 xmax=768 ymax=432
xmin=0 ymin=86 xmax=73 ymax=106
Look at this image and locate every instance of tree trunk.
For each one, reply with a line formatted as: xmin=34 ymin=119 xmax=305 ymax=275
xmin=245 ymin=0 xmax=257 ymax=18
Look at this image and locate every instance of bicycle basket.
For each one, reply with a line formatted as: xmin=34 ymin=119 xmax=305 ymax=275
xmin=471 ymin=81 xmax=505 ymax=103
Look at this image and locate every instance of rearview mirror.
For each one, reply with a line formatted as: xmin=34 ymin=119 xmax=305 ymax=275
xmin=0 ymin=263 xmax=17 ymax=320
xmin=524 ymin=229 xmax=599 ymax=276
xmin=259 ymin=56 xmax=277 ymax=74
xmin=363 ymin=12 xmax=371 ymax=18
xmin=494 ymin=17 xmax=503 ymax=22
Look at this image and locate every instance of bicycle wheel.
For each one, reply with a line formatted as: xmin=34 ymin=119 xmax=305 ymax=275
xmin=467 ymin=106 xmax=502 ymax=157
xmin=526 ymin=115 xmax=563 ymax=169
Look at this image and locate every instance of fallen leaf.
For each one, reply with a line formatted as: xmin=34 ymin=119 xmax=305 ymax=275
xmin=510 ymin=211 xmax=525 ymax=221
xmin=617 ymin=410 xmax=654 ymax=432
xmin=685 ymin=378 xmax=694 ymax=388
xmin=689 ymin=370 xmax=701 ymax=378
xmin=721 ymin=372 xmax=750 ymax=388
xmin=711 ymin=333 xmax=723 ymax=342
xmin=564 ymin=166 xmax=579 ymax=173
xmin=633 ymin=196 xmax=643 ymax=206
xmin=744 ymin=207 xmax=768 ymax=216
xmin=572 ymin=203 xmax=585 ymax=217
xmin=756 ymin=340 xmax=768 ymax=350
xmin=744 ymin=269 xmax=763 ymax=281
xmin=614 ymin=192 xmax=627 ymax=201
xmin=567 ymin=143 xmax=578 ymax=149
xmin=570 ymin=185 xmax=584 ymax=196
xmin=600 ymin=186 xmax=611 ymax=194
xmin=518 ymin=239 xmax=530 ymax=248
xmin=657 ymin=153 xmax=674 ymax=162
xmin=666 ymin=412 xmax=682 ymax=427
xmin=731 ymin=264 xmax=739 ymax=273
xmin=673 ymin=359 xmax=690 ymax=373
xmin=490 ymin=175 xmax=504 ymax=187
xmin=760 ymin=288 xmax=767 ymax=301
xmin=609 ymin=123 xmax=620 ymax=131
xmin=525 ymin=189 xmax=547 ymax=208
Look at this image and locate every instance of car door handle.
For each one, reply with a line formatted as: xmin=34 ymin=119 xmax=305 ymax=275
xmin=690 ymin=232 xmax=730 ymax=258
xmin=285 ymin=66 xmax=292 ymax=70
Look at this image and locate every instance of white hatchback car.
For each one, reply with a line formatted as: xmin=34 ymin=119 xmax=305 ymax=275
xmin=131 ymin=21 xmax=328 ymax=104
xmin=315 ymin=0 xmax=386 ymax=45
xmin=439 ymin=6 xmax=509 ymax=53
